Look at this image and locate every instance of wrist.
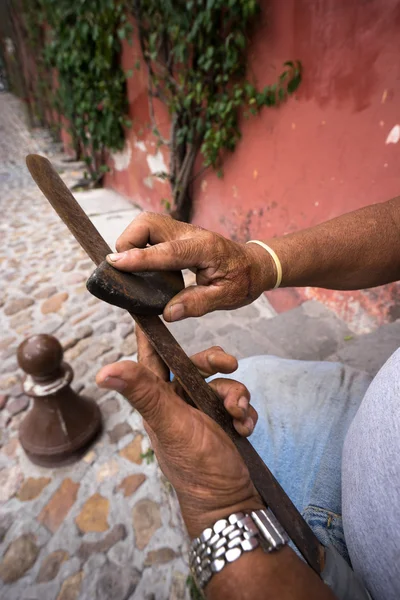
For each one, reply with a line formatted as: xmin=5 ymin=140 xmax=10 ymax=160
xmin=244 ymin=242 xmax=279 ymax=293
xmin=190 ymin=506 xmax=290 ymax=594
xmin=183 ymin=497 xmax=265 ymax=539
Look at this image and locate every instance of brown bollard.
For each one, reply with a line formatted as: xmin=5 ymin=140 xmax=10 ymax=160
xmin=17 ymin=334 xmax=102 ymax=467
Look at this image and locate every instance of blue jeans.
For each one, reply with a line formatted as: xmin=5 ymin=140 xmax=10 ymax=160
xmin=210 ymin=355 xmax=372 ymax=564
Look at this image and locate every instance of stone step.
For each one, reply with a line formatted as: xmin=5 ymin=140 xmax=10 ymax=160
xmin=327 ymin=320 xmax=400 ymax=376
xmin=253 ymin=299 xmax=353 ymax=362
xmin=169 ymin=299 xmax=353 ymax=363
xmin=168 ymin=292 xmax=399 ymax=377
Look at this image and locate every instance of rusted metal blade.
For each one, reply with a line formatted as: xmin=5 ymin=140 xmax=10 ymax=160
xmin=130 ymin=314 xmax=324 ymax=573
xmin=26 ymin=153 xmax=324 ymax=573
xmin=26 ymin=154 xmax=111 ymax=265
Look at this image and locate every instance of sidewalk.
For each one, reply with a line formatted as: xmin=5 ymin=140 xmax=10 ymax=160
xmin=0 ymin=93 xmax=189 ymax=600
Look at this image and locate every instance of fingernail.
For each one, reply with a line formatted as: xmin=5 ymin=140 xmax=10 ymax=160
xmin=243 ymin=416 xmax=254 ymax=434
xmin=99 ymin=376 xmax=127 ymax=392
xmin=169 ymin=303 xmax=185 ymax=322
xmin=238 ymin=396 xmax=249 ymax=411
xmin=107 ymin=252 xmax=126 ymax=262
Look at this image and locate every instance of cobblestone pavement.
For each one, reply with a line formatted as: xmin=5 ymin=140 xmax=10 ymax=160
xmin=0 ymin=92 xmax=277 ymax=600
xmin=0 ymin=93 xmax=191 ymax=600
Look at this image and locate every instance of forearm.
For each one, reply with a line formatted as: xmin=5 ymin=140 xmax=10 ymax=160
xmin=186 ymin=502 xmax=335 ymax=600
xmin=207 ymin=546 xmax=336 ymax=600
xmin=251 ymin=198 xmax=400 ymax=291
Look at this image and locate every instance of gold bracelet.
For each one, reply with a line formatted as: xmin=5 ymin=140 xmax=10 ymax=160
xmin=246 ymin=240 xmax=283 ymax=289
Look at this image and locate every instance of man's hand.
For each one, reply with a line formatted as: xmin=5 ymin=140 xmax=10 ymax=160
xmin=136 ymin=327 xmax=258 ymax=438
xmin=106 ymin=212 xmax=274 ymax=321
xmin=96 ymin=338 xmax=261 ymax=537
xmin=97 ymin=336 xmax=336 ymax=600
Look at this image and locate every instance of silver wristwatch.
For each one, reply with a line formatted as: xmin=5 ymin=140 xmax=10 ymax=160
xmin=189 ymin=508 xmax=289 ymax=589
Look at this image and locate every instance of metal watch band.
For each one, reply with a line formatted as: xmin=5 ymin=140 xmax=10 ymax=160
xmin=189 ymin=508 xmax=289 ymax=590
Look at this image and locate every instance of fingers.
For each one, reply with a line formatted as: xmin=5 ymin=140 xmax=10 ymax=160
xmin=136 ymin=327 xmax=169 ymax=382
xmin=115 ymin=212 xmax=191 ymax=252
xmin=107 ymin=238 xmax=209 ymax=274
xmin=96 ymin=360 xmax=187 ymax=434
xmin=232 ymin=404 xmax=258 ymax=437
xmin=209 ymin=378 xmax=258 ymax=437
xmin=164 ymin=285 xmax=222 ymax=321
xmin=189 ymin=346 xmax=238 ymax=377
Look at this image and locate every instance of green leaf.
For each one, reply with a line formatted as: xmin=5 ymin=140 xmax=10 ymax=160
xmin=287 ymin=73 xmax=302 ymax=95
xmin=186 ymin=575 xmax=202 ymax=600
xmin=140 ymin=449 xmax=155 ymax=464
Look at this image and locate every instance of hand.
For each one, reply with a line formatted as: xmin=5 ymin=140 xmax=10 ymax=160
xmin=106 ymin=212 xmax=275 ymax=321
xmin=135 ymin=328 xmax=258 ymax=438
xmin=96 ymin=335 xmax=261 ymax=537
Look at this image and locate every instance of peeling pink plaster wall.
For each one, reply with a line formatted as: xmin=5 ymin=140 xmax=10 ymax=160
xmin=105 ymin=0 xmax=400 ymax=332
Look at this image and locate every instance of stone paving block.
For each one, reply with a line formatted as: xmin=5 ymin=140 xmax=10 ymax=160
xmin=254 ymin=300 xmax=353 ymax=361
xmin=36 ymin=550 xmax=69 ymax=583
xmin=327 ymin=320 xmax=400 ymax=375
xmin=56 ymin=570 xmax=83 ymax=600
xmin=0 ymin=394 xmax=9 ymax=410
xmin=0 ymin=513 xmax=13 ymax=543
xmin=119 ymin=435 xmax=143 ymax=464
xmin=4 ymin=297 xmax=34 ymax=316
xmin=0 ymin=465 xmax=23 ymax=502
xmin=17 ymin=477 xmax=51 ymax=502
xmin=167 ymin=295 xmax=275 ymax=358
xmin=79 ymin=560 xmax=141 ymax=600
xmin=0 ymin=533 xmax=40 ymax=584
xmin=116 ymin=474 xmax=146 ymax=497
xmin=75 ymin=493 xmax=110 ymax=533
xmin=41 ymin=292 xmax=69 ymax=315
xmin=77 ymin=524 xmax=127 ymax=561
xmin=169 ymin=315 xmax=280 ymax=359
xmin=38 ymin=479 xmax=80 ymax=533
xmin=201 ymin=322 xmax=288 ymax=360
xmin=144 ymin=547 xmax=176 ymax=566
xmin=108 ymin=422 xmax=133 ymax=444
xmin=132 ymin=499 xmax=162 ymax=550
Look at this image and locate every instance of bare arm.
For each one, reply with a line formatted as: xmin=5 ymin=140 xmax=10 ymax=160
xmin=261 ymin=198 xmax=400 ymax=291
xmin=106 ymin=197 xmax=400 ymax=320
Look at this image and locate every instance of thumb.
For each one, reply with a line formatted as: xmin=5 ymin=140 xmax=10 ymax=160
xmin=96 ymin=360 xmax=187 ymax=433
xmin=164 ymin=285 xmax=222 ymax=321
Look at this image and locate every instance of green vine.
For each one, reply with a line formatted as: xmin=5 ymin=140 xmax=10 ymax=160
xmin=17 ymin=0 xmax=301 ymax=211
xmin=132 ymin=0 xmax=301 ymax=221
xmin=20 ymin=0 xmax=132 ymax=183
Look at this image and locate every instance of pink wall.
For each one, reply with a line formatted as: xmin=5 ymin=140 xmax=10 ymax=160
xmin=105 ymin=0 xmax=400 ymax=331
